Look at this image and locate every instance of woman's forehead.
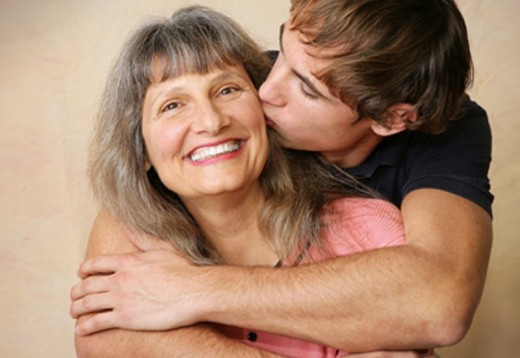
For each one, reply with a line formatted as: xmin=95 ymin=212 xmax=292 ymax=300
xmin=147 ymin=56 xmax=244 ymax=84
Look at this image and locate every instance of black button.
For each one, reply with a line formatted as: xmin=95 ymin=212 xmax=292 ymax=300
xmin=247 ymin=331 xmax=257 ymax=342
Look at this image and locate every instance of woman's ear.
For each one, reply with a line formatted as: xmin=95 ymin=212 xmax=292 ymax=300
xmin=371 ymin=103 xmax=417 ymax=137
xmin=144 ymin=154 xmax=152 ymax=171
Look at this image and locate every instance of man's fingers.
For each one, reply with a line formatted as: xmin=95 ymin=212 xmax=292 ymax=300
xmin=127 ymin=231 xmax=157 ymax=252
xmin=75 ymin=311 xmax=116 ymax=336
xmin=70 ymin=275 xmax=111 ymax=301
xmin=70 ymin=292 xmax=113 ymax=319
xmin=77 ymin=254 xmax=130 ymax=279
xmin=128 ymin=231 xmax=175 ymax=253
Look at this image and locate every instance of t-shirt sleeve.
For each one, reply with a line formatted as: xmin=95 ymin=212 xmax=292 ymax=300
xmin=403 ymin=99 xmax=493 ymax=215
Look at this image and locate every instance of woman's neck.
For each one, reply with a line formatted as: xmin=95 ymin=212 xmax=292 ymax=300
xmin=182 ymin=185 xmax=279 ymax=267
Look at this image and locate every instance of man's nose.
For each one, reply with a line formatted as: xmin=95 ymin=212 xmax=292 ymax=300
xmin=259 ymin=61 xmax=286 ymax=107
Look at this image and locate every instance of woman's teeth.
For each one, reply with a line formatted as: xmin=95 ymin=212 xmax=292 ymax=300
xmin=190 ymin=142 xmax=241 ymax=162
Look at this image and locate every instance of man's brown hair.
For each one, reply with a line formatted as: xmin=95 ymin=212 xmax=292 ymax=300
xmin=290 ymin=0 xmax=473 ymax=133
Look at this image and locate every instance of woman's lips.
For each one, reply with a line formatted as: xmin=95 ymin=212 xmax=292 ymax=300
xmin=186 ymin=140 xmax=244 ymax=163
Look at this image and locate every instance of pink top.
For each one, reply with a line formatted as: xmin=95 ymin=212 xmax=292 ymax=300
xmin=223 ymin=198 xmax=406 ymax=357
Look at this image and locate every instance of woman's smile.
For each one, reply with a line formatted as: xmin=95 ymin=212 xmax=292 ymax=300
xmin=187 ymin=139 xmax=245 ymax=164
xmin=141 ymin=64 xmax=268 ymax=200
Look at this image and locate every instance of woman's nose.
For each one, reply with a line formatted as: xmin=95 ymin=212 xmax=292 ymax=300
xmin=192 ymin=101 xmax=230 ymax=135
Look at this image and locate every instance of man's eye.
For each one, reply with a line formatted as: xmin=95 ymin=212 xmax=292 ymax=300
xmin=300 ymin=85 xmax=319 ymax=100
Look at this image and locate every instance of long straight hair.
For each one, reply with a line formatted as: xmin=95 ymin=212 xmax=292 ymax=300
xmin=89 ymin=6 xmax=377 ymax=265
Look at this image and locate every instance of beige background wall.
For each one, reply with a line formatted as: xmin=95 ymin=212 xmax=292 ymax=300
xmin=0 ymin=0 xmax=517 ymax=357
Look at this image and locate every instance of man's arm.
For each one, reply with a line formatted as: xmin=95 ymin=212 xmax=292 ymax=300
xmin=75 ymin=320 xmax=274 ymax=358
xmin=74 ymin=189 xmax=491 ymax=352
xmin=73 ymin=210 xmax=283 ymax=358
xmin=200 ymin=189 xmax=492 ymax=351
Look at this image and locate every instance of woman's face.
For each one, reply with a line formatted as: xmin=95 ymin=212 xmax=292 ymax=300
xmin=141 ymin=63 xmax=268 ymax=201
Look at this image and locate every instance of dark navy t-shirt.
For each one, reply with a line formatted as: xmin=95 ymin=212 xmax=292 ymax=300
xmin=266 ymin=51 xmax=493 ymax=214
xmin=344 ymin=98 xmax=493 ymax=215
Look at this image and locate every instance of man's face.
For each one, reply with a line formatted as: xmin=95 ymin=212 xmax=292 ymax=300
xmin=259 ymin=21 xmax=380 ymax=167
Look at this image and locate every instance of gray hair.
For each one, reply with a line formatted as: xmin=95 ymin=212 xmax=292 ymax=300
xmin=89 ymin=6 xmax=376 ymax=265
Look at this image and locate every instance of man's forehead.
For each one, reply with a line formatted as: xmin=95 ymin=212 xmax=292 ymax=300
xmin=279 ymin=20 xmax=337 ymax=64
xmin=278 ymin=21 xmax=336 ymax=101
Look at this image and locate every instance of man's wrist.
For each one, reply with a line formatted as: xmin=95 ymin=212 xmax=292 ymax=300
xmin=196 ymin=265 xmax=254 ymax=324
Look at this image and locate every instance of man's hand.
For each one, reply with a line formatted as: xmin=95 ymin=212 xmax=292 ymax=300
xmin=70 ymin=245 xmax=209 ymax=335
xmin=72 ymin=210 xmax=290 ymax=357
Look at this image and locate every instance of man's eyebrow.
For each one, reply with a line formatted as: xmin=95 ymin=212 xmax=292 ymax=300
xmin=278 ymin=22 xmax=328 ymax=100
xmin=294 ymin=70 xmax=327 ymax=99
xmin=279 ymin=23 xmax=285 ymax=53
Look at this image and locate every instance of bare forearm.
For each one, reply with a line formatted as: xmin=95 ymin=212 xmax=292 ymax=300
xmin=200 ymin=192 xmax=492 ymax=351
xmin=75 ymin=322 xmax=283 ymax=358
xmin=203 ymin=246 xmax=449 ymax=350
xmin=78 ymin=193 xmax=492 ymax=352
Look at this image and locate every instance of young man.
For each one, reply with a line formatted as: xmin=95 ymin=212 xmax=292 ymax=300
xmin=72 ymin=0 xmax=492 ymax=356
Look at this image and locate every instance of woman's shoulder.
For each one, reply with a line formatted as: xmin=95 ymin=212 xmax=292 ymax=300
xmin=322 ymin=197 xmax=405 ymax=254
xmin=328 ymin=197 xmax=401 ymax=219
xmin=85 ymin=209 xmax=140 ymax=258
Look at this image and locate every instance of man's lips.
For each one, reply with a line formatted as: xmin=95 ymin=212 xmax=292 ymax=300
xmin=265 ymin=117 xmax=276 ymax=128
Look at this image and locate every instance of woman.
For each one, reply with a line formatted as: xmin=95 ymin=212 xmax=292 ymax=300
xmin=71 ymin=6 xmax=406 ymax=357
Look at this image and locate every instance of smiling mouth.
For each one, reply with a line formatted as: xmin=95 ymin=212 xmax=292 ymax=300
xmin=189 ymin=141 xmax=243 ymax=162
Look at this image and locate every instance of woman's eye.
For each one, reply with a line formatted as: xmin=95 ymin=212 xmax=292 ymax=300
xmin=162 ymin=102 xmax=180 ymax=112
xmin=220 ymin=86 xmax=240 ymax=96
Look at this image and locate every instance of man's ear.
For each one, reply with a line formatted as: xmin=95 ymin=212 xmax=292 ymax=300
xmin=371 ymin=103 xmax=417 ymax=137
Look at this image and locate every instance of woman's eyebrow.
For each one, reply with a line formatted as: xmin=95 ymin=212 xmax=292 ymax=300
xmin=211 ymin=71 xmax=242 ymax=83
